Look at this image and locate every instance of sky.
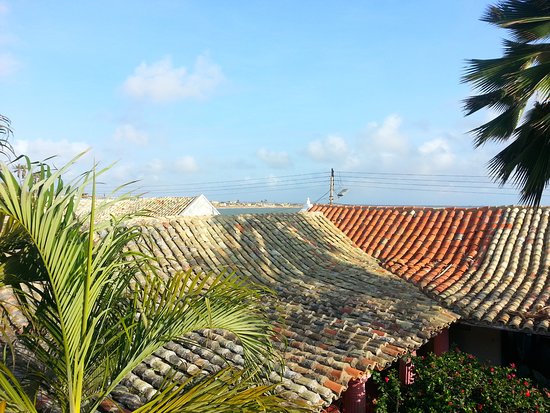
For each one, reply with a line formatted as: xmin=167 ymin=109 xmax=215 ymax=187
xmin=2 ymin=0 xmax=548 ymax=206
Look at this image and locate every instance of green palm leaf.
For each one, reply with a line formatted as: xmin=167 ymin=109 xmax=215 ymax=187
xmin=133 ymin=367 xmax=311 ymax=413
xmin=0 ymin=155 xmax=294 ymax=412
xmin=464 ymin=0 xmax=550 ymax=205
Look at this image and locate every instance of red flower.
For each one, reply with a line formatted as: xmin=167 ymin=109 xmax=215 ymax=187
xmin=477 ymin=403 xmax=483 ymax=410
xmin=524 ymin=381 xmax=530 ymax=386
xmin=490 ymin=367 xmax=494 ymax=373
xmin=526 ymin=390 xmax=531 ymax=397
xmin=384 ymin=376 xmax=389 ymax=383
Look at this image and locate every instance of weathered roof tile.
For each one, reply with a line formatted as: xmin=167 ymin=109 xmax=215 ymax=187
xmin=310 ymin=205 xmax=550 ymax=335
xmin=1 ymin=212 xmax=459 ymax=410
xmin=113 ymin=213 xmax=456 ymax=408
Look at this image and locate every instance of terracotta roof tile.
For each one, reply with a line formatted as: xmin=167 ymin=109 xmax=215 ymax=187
xmin=310 ymin=204 xmax=550 ymax=335
xmin=114 ymin=213 xmax=456 ymax=408
xmin=0 ymin=213 xmax=458 ymax=410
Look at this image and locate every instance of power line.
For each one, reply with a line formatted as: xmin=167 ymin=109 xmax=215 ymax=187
xmin=96 ymin=180 xmax=327 ymax=196
xmin=340 ymin=177 xmax=517 ymax=191
xmin=341 ymin=170 xmax=491 ymax=178
xmin=87 ymin=168 xmax=527 ymax=200
xmin=127 ymin=182 xmax=327 ymax=196
xmin=340 ymin=173 xmax=501 ymax=185
xmin=349 ymin=182 xmax=519 ymax=196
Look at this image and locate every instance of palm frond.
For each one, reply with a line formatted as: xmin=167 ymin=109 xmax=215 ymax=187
xmin=132 ymin=367 xmax=312 ymax=413
xmin=95 ymin=268 xmax=279 ymax=405
xmin=0 ymin=115 xmax=14 ymax=160
xmin=487 ymin=102 xmax=550 ymax=205
xmin=483 ymin=0 xmax=550 ymax=41
xmin=464 ymin=1 xmax=550 ymax=205
xmin=470 ymin=105 xmax=525 ymax=146
xmin=462 ymin=90 xmax=515 ymax=116
xmin=463 ymin=56 xmax=528 ymax=92
xmin=0 ymin=155 xmax=290 ymax=412
xmin=506 ymin=60 xmax=550 ymax=100
xmin=0 ymin=364 xmax=38 ymax=413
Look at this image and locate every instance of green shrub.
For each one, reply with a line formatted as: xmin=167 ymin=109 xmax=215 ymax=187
xmin=371 ymin=350 xmax=549 ymax=412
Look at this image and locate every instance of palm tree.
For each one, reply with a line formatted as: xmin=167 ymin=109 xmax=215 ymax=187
xmin=463 ymin=0 xmax=550 ymax=206
xmin=0 ymin=115 xmax=14 ymax=159
xmin=0 ymin=154 xmax=305 ymax=412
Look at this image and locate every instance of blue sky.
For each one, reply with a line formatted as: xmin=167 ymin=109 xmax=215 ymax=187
xmin=2 ymin=0 xmax=547 ymax=206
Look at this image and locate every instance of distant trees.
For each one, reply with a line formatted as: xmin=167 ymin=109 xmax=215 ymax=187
xmin=463 ymin=0 xmax=550 ymax=206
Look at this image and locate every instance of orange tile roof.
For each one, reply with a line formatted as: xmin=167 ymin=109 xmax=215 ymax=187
xmin=309 ymin=205 xmax=550 ymax=334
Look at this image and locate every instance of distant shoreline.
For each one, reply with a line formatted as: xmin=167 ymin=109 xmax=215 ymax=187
xmin=214 ymin=203 xmax=302 ymax=209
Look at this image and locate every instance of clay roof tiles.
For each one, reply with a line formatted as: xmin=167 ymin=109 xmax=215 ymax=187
xmin=309 ymin=204 xmax=550 ymax=335
xmin=115 ymin=212 xmax=457 ymax=408
xmin=76 ymin=197 xmax=197 ymax=221
xmin=0 ymin=212 xmax=458 ymax=410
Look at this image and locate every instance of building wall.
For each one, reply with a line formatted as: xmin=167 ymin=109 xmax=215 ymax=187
xmin=449 ymin=323 xmax=502 ymax=365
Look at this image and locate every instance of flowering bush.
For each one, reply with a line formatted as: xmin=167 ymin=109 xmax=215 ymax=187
xmin=371 ymin=350 xmax=549 ymax=412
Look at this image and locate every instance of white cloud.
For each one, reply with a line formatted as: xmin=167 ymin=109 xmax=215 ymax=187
xmin=0 ymin=2 xmax=9 ymax=16
xmin=367 ymin=114 xmax=408 ymax=154
xmin=418 ymin=138 xmax=455 ymax=170
xmin=0 ymin=53 xmax=19 ymax=77
xmin=306 ymin=135 xmax=348 ymax=162
xmin=147 ymin=158 xmax=164 ymax=173
xmin=257 ymin=148 xmax=291 ymax=168
xmin=113 ymin=124 xmax=148 ymax=146
xmin=104 ymin=162 xmax=137 ymax=183
xmin=13 ymin=139 xmax=90 ymax=164
xmin=175 ymin=155 xmax=198 ymax=173
xmin=122 ymin=55 xmax=224 ymax=103
xmin=419 ymin=138 xmax=451 ymax=156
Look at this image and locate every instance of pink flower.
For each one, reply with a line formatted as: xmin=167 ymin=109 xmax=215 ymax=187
xmin=510 ymin=362 xmax=516 ymax=368
xmin=384 ymin=376 xmax=389 ymax=383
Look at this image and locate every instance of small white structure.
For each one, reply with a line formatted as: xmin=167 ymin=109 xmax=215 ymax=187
xmin=180 ymin=194 xmax=220 ymax=216
xmin=299 ymin=197 xmax=313 ymax=213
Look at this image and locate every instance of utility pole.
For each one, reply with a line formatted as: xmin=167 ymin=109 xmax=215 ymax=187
xmin=329 ymin=168 xmax=334 ymax=205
